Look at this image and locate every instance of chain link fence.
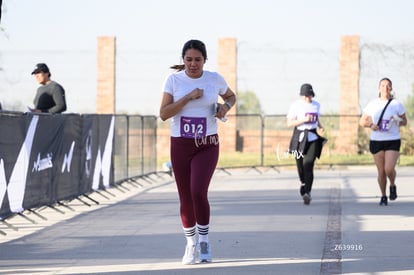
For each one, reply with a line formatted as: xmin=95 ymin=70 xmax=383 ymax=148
xmin=113 ymin=115 xmax=158 ymax=183
xmin=156 ymin=114 xmax=413 ymax=171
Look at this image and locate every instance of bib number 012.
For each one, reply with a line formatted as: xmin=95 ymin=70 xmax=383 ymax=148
xmin=180 ymin=116 xmax=207 ymax=138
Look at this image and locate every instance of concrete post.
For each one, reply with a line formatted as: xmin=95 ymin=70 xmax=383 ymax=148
xmin=96 ymin=36 xmax=116 ymax=114
xmin=338 ymin=35 xmax=360 ymax=153
xmin=217 ymin=38 xmax=237 ymax=152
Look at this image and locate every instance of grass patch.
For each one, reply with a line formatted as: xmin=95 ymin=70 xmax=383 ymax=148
xmin=157 ymin=152 xmax=414 ymax=170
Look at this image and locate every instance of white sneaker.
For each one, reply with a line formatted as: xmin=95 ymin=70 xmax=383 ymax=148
xmin=198 ymin=242 xmax=212 ymax=263
xmin=182 ymin=244 xmax=197 ymax=265
xmin=303 ymin=193 xmax=312 ymax=205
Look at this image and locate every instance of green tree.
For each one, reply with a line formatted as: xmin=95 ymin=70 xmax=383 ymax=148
xmin=399 ymin=83 xmax=414 ymax=154
xmin=236 ymin=90 xmax=262 ymax=114
xmin=403 ymin=83 xmax=414 ymax=123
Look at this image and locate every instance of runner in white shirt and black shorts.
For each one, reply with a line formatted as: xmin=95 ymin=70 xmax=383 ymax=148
xmin=359 ymin=77 xmax=407 ymax=206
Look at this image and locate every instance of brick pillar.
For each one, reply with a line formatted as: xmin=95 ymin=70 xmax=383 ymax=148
xmin=338 ymin=35 xmax=360 ymax=153
xmin=217 ymin=38 xmax=237 ymax=152
xmin=97 ymin=36 xmax=116 ymax=114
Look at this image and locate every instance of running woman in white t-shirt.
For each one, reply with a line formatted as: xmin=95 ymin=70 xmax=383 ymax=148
xmin=159 ymin=40 xmax=236 ymax=265
xmin=359 ymin=78 xmax=407 ymax=206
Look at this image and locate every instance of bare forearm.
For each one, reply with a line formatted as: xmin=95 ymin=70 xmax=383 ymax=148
xmin=159 ymin=94 xmax=192 ymax=121
xmin=223 ymin=94 xmax=236 ymax=108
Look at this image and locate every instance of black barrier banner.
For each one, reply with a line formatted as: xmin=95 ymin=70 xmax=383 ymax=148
xmin=0 ymin=115 xmax=38 ymax=216
xmin=80 ymin=115 xmax=114 ymax=193
xmin=53 ymin=114 xmax=82 ymax=201
xmin=0 ymin=113 xmax=115 ymax=220
xmin=95 ymin=115 xmax=115 ymax=190
xmin=24 ymin=115 xmax=67 ymax=209
xmin=79 ymin=115 xmax=95 ymax=195
xmin=25 ymin=114 xmax=84 ymax=208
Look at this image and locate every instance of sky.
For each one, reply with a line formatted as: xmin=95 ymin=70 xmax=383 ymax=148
xmin=1 ymin=0 xmax=414 ymax=115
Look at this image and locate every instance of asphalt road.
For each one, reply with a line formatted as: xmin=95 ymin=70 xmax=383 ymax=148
xmin=1 ymin=166 xmax=414 ymax=275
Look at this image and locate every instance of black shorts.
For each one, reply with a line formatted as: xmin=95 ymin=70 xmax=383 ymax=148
xmin=369 ymin=139 xmax=401 ymax=154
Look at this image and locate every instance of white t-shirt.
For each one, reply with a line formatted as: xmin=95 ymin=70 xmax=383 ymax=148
xmin=286 ymin=99 xmax=321 ymax=142
xmin=163 ymin=70 xmax=228 ymax=138
xmin=362 ymin=98 xmax=405 ymax=141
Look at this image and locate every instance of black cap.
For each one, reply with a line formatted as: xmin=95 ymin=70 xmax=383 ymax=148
xmin=31 ymin=63 xmax=50 ymax=75
xmin=300 ymin=83 xmax=315 ymax=97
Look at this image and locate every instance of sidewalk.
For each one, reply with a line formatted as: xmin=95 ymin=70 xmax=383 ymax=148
xmin=0 ymin=166 xmax=413 ymax=275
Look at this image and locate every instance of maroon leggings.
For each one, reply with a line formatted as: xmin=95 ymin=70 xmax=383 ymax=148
xmin=170 ymin=134 xmax=219 ymax=228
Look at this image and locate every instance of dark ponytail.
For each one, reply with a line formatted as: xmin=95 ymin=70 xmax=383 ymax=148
xmin=170 ymin=64 xmax=185 ymax=71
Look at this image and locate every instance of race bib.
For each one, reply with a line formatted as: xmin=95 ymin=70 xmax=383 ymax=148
xmin=379 ymin=119 xmax=391 ymax=132
xmin=180 ymin=116 xmax=207 ymax=138
xmin=304 ymin=112 xmax=318 ymax=124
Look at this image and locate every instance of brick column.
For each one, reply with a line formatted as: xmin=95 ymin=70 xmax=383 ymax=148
xmin=338 ymin=35 xmax=360 ymax=153
xmin=96 ymin=36 xmax=116 ymax=114
xmin=217 ymin=38 xmax=237 ymax=152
